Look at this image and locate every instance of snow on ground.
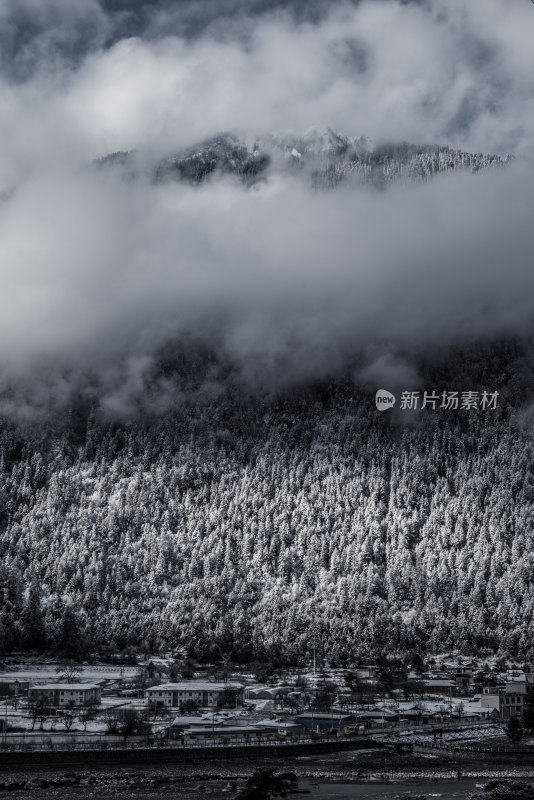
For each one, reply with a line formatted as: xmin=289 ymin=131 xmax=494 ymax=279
xmin=0 ymin=664 xmax=140 ymax=682
xmin=1 ymin=694 xmax=150 ymax=735
xmin=374 ymin=723 xmax=506 ymax=746
xmin=374 ymin=698 xmax=489 ymax=719
xmin=244 ymin=699 xmax=274 ymax=715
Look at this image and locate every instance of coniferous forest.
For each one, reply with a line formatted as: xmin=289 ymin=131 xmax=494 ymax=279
xmin=1 ymin=338 xmax=533 ymax=665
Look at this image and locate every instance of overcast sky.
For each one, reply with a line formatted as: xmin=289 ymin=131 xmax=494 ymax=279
xmin=1 ymin=0 xmax=534 ymax=416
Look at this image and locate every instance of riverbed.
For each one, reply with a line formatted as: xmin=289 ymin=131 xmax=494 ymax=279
xmin=306 ymin=778 xmax=481 ymax=799
xmin=2 ymin=748 xmax=534 ymax=799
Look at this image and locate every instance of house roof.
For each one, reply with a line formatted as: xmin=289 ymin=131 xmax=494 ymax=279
xmin=147 ymin=682 xmax=243 ymax=692
xmin=30 ymin=684 xmax=100 ymax=691
xmin=257 ymin=720 xmax=303 ymax=729
xmin=424 ymin=680 xmax=455 ymax=687
xmin=246 ymin=687 xmax=281 ymax=697
xmin=183 ymin=725 xmax=267 ymax=735
xmin=171 ymin=716 xmax=212 ymax=726
xmin=358 ymin=710 xmax=397 ymax=719
xmin=295 ymin=713 xmax=355 ymax=721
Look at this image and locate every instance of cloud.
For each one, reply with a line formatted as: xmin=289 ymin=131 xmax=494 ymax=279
xmin=0 ymin=0 xmax=109 ymax=81
xmin=3 ymin=0 xmax=534 ymax=177
xmin=57 ymin=1 xmax=534 ymax=158
xmin=357 ymin=355 xmax=422 ymax=393
xmin=0 ymin=0 xmax=534 ymax=415
xmin=1 ymin=161 xmax=533 ymax=395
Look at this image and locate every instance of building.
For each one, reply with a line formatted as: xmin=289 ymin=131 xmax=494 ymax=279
xmin=399 ymin=707 xmax=434 ymax=724
xmin=294 ymin=713 xmax=356 ymax=732
xmin=424 ymin=679 xmax=455 ymax=696
xmin=510 ymin=674 xmax=534 ymax=698
xmin=181 ymin=724 xmax=276 ymax=744
xmin=167 ymin=713 xmax=233 ymax=739
xmin=481 ymin=683 xmax=528 ymax=720
xmin=450 ymin=667 xmax=474 ymax=689
xmin=145 ymin=682 xmax=244 ymax=709
xmin=176 ymin=718 xmax=305 ymax=744
xmin=258 ymin=720 xmax=305 ymax=738
xmin=355 ymin=666 xmax=377 ymax=681
xmin=28 ymin=684 xmax=101 ymax=707
xmin=357 ymin=709 xmax=398 ymax=726
xmin=0 ymin=680 xmax=30 ymax=697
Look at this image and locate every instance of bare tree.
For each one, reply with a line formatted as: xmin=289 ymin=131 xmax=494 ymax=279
xmin=55 ymin=662 xmax=82 ymax=684
xmin=119 ymin=708 xmax=142 ymax=741
xmin=180 ymin=699 xmax=200 ymax=715
xmin=28 ymin=698 xmax=48 ymax=731
xmin=216 ymin=646 xmax=232 ymax=683
xmin=79 ymin=702 xmax=98 ymax=731
xmin=60 ymin=701 xmax=78 ymax=731
xmin=104 ymin=707 xmax=120 ymax=734
xmin=133 ymin=667 xmax=148 ymax=690
xmin=312 ymin=682 xmax=337 ymax=712
xmin=148 ymin=700 xmax=165 ymax=721
xmin=217 ymin=687 xmax=241 ymax=709
xmin=285 ymin=695 xmax=302 ymax=714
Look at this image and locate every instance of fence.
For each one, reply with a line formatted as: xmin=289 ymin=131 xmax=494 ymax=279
xmin=0 ymin=719 xmax=495 ymax=754
xmin=0 ymin=737 xmax=382 ymax=771
xmin=0 ymin=732 xmax=383 ymax=754
xmin=413 ymin=741 xmax=534 ymax=758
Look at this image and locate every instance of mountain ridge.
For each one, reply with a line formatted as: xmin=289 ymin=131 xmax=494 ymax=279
xmin=96 ymin=129 xmax=511 ymax=188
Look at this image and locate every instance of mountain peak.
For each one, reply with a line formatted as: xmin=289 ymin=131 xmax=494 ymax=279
xmin=96 ymin=130 xmax=510 ymax=189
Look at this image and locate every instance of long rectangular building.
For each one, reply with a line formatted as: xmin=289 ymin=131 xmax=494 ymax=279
xmin=28 ymin=684 xmax=101 ymax=707
xmin=145 ymin=682 xmax=244 ymax=709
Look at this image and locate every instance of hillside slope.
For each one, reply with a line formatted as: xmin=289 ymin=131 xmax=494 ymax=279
xmin=0 ymin=340 xmax=532 ymax=664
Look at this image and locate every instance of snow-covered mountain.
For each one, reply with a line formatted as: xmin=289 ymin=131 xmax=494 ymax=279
xmin=96 ymin=129 xmax=510 ymax=189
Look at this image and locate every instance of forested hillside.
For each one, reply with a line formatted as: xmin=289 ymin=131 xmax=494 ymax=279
xmin=1 ymin=339 xmax=533 ymax=665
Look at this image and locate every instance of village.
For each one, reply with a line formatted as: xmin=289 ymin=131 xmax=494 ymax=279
xmin=1 ymin=654 xmax=533 ymax=752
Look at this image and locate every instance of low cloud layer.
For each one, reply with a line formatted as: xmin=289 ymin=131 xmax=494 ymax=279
xmin=1 ymin=0 xmax=534 ymax=415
